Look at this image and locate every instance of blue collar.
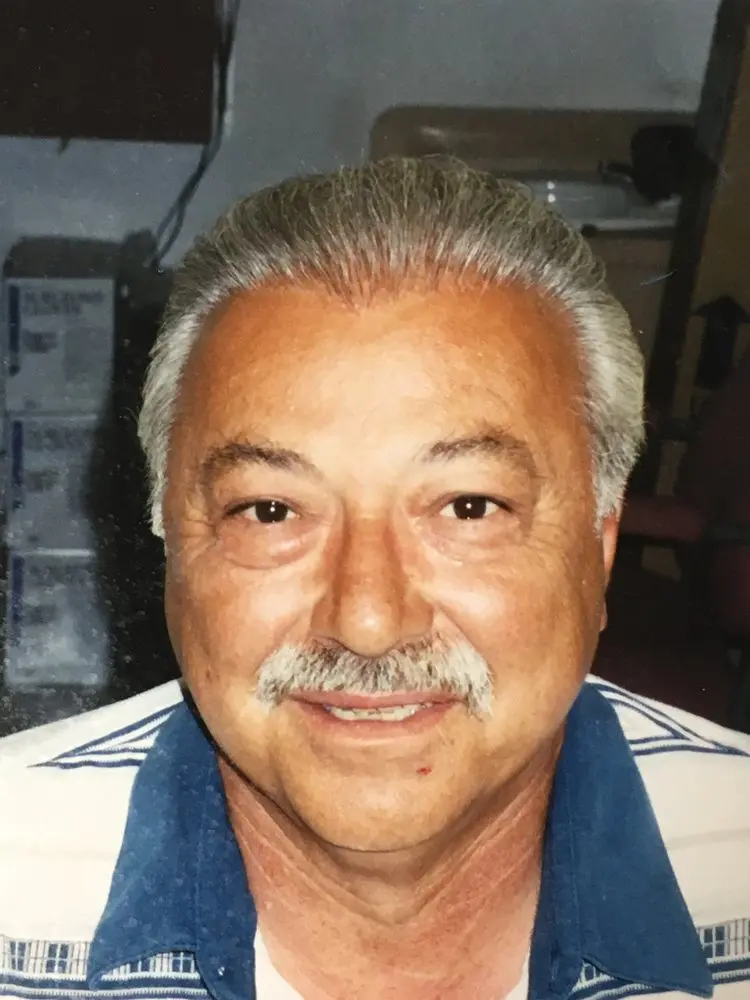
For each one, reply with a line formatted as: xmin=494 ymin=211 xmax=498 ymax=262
xmin=88 ymin=685 xmax=713 ymax=1000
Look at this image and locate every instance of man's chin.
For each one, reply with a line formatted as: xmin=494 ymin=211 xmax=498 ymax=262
xmin=301 ymin=811 xmax=449 ymax=856
xmin=279 ymin=769 xmax=474 ymax=857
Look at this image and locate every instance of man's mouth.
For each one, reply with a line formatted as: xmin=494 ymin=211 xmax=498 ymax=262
xmin=289 ymin=690 xmax=458 ymax=723
xmin=321 ymin=703 xmax=434 ymax=721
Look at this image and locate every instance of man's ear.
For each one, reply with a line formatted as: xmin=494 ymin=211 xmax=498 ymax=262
xmin=599 ymin=505 xmax=622 ymax=633
xmin=601 ymin=505 xmax=622 ymax=582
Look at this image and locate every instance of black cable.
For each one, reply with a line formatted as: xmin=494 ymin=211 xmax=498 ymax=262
xmin=154 ymin=0 xmax=239 ymax=251
xmin=151 ymin=0 xmax=242 ymax=267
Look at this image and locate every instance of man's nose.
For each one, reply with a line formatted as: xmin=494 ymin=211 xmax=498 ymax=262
xmin=310 ymin=515 xmax=433 ymax=657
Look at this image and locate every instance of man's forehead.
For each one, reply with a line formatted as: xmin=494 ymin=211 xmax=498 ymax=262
xmin=189 ymin=280 xmax=582 ymax=386
xmin=167 ymin=282 xmax=592 ymax=507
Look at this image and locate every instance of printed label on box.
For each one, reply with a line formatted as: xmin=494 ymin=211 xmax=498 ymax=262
xmin=5 ymin=414 xmax=99 ymax=549
xmin=4 ymin=551 xmax=110 ymax=689
xmin=4 ymin=278 xmax=114 ymax=413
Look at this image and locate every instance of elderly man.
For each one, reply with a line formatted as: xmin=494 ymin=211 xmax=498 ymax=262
xmin=1 ymin=159 xmax=749 ymax=1000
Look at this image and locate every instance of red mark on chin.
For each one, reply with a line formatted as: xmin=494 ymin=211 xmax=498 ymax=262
xmin=416 ymin=766 xmax=432 ymax=776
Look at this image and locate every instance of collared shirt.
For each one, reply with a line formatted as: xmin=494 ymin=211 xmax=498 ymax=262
xmin=1 ymin=676 xmax=749 ymax=1000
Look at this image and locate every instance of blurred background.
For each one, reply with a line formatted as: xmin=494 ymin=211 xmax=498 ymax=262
xmin=2 ymin=0 xmax=750 ymax=736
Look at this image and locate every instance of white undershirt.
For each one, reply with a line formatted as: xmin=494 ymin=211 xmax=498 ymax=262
xmin=253 ymin=928 xmax=530 ymax=999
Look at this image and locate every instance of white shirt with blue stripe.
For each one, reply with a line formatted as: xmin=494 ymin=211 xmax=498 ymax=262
xmin=1 ymin=676 xmax=749 ymax=1000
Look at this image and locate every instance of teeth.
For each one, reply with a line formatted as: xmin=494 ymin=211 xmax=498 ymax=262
xmin=325 ymin=704 xmax=431 ymax=721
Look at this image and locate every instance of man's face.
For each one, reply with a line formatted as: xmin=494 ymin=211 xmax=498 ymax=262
xmin=165 ymin=280 xmax=619 ymax=852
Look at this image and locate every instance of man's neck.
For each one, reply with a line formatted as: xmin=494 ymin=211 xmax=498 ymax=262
xmin=219 ymin=743 xmax=560 ymax=1000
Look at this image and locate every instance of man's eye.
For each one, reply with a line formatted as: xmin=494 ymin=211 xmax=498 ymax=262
xmin=232 ymin=500 xmax=297 ymax=524
xmin=438 ymin=495 xmax=505 ymax=520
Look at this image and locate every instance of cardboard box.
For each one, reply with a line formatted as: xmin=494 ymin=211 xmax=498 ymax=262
xmin=587 ymin=233 xmax=673 ymax=367
xmin=5 ymin=413 xmax=100 ymax=549
xmin=3 ymin=277 xmax=114 ymax=413
xmin=370 ymin=107 xmax=693 ymax=176
xmin=4 ymin=550 xmax=110 ymax=689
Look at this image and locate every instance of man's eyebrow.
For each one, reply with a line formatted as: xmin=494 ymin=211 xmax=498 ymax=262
xmin=200 ymin=430 xmax=538 ymax=489
xmin=200 ymin=439 xmax=321 ymax=489
xmin=419 ymin=431 xmax=539 ymax=478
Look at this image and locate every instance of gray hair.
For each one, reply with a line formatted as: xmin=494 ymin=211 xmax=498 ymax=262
xmin=139 ymin=157 xmax=644 ymax=537
xmin=253 ymin=636 xmax=494 ymax=717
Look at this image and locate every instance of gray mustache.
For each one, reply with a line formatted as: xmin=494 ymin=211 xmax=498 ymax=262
xmin=253 ymin=638 xmax=494 ymax=716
